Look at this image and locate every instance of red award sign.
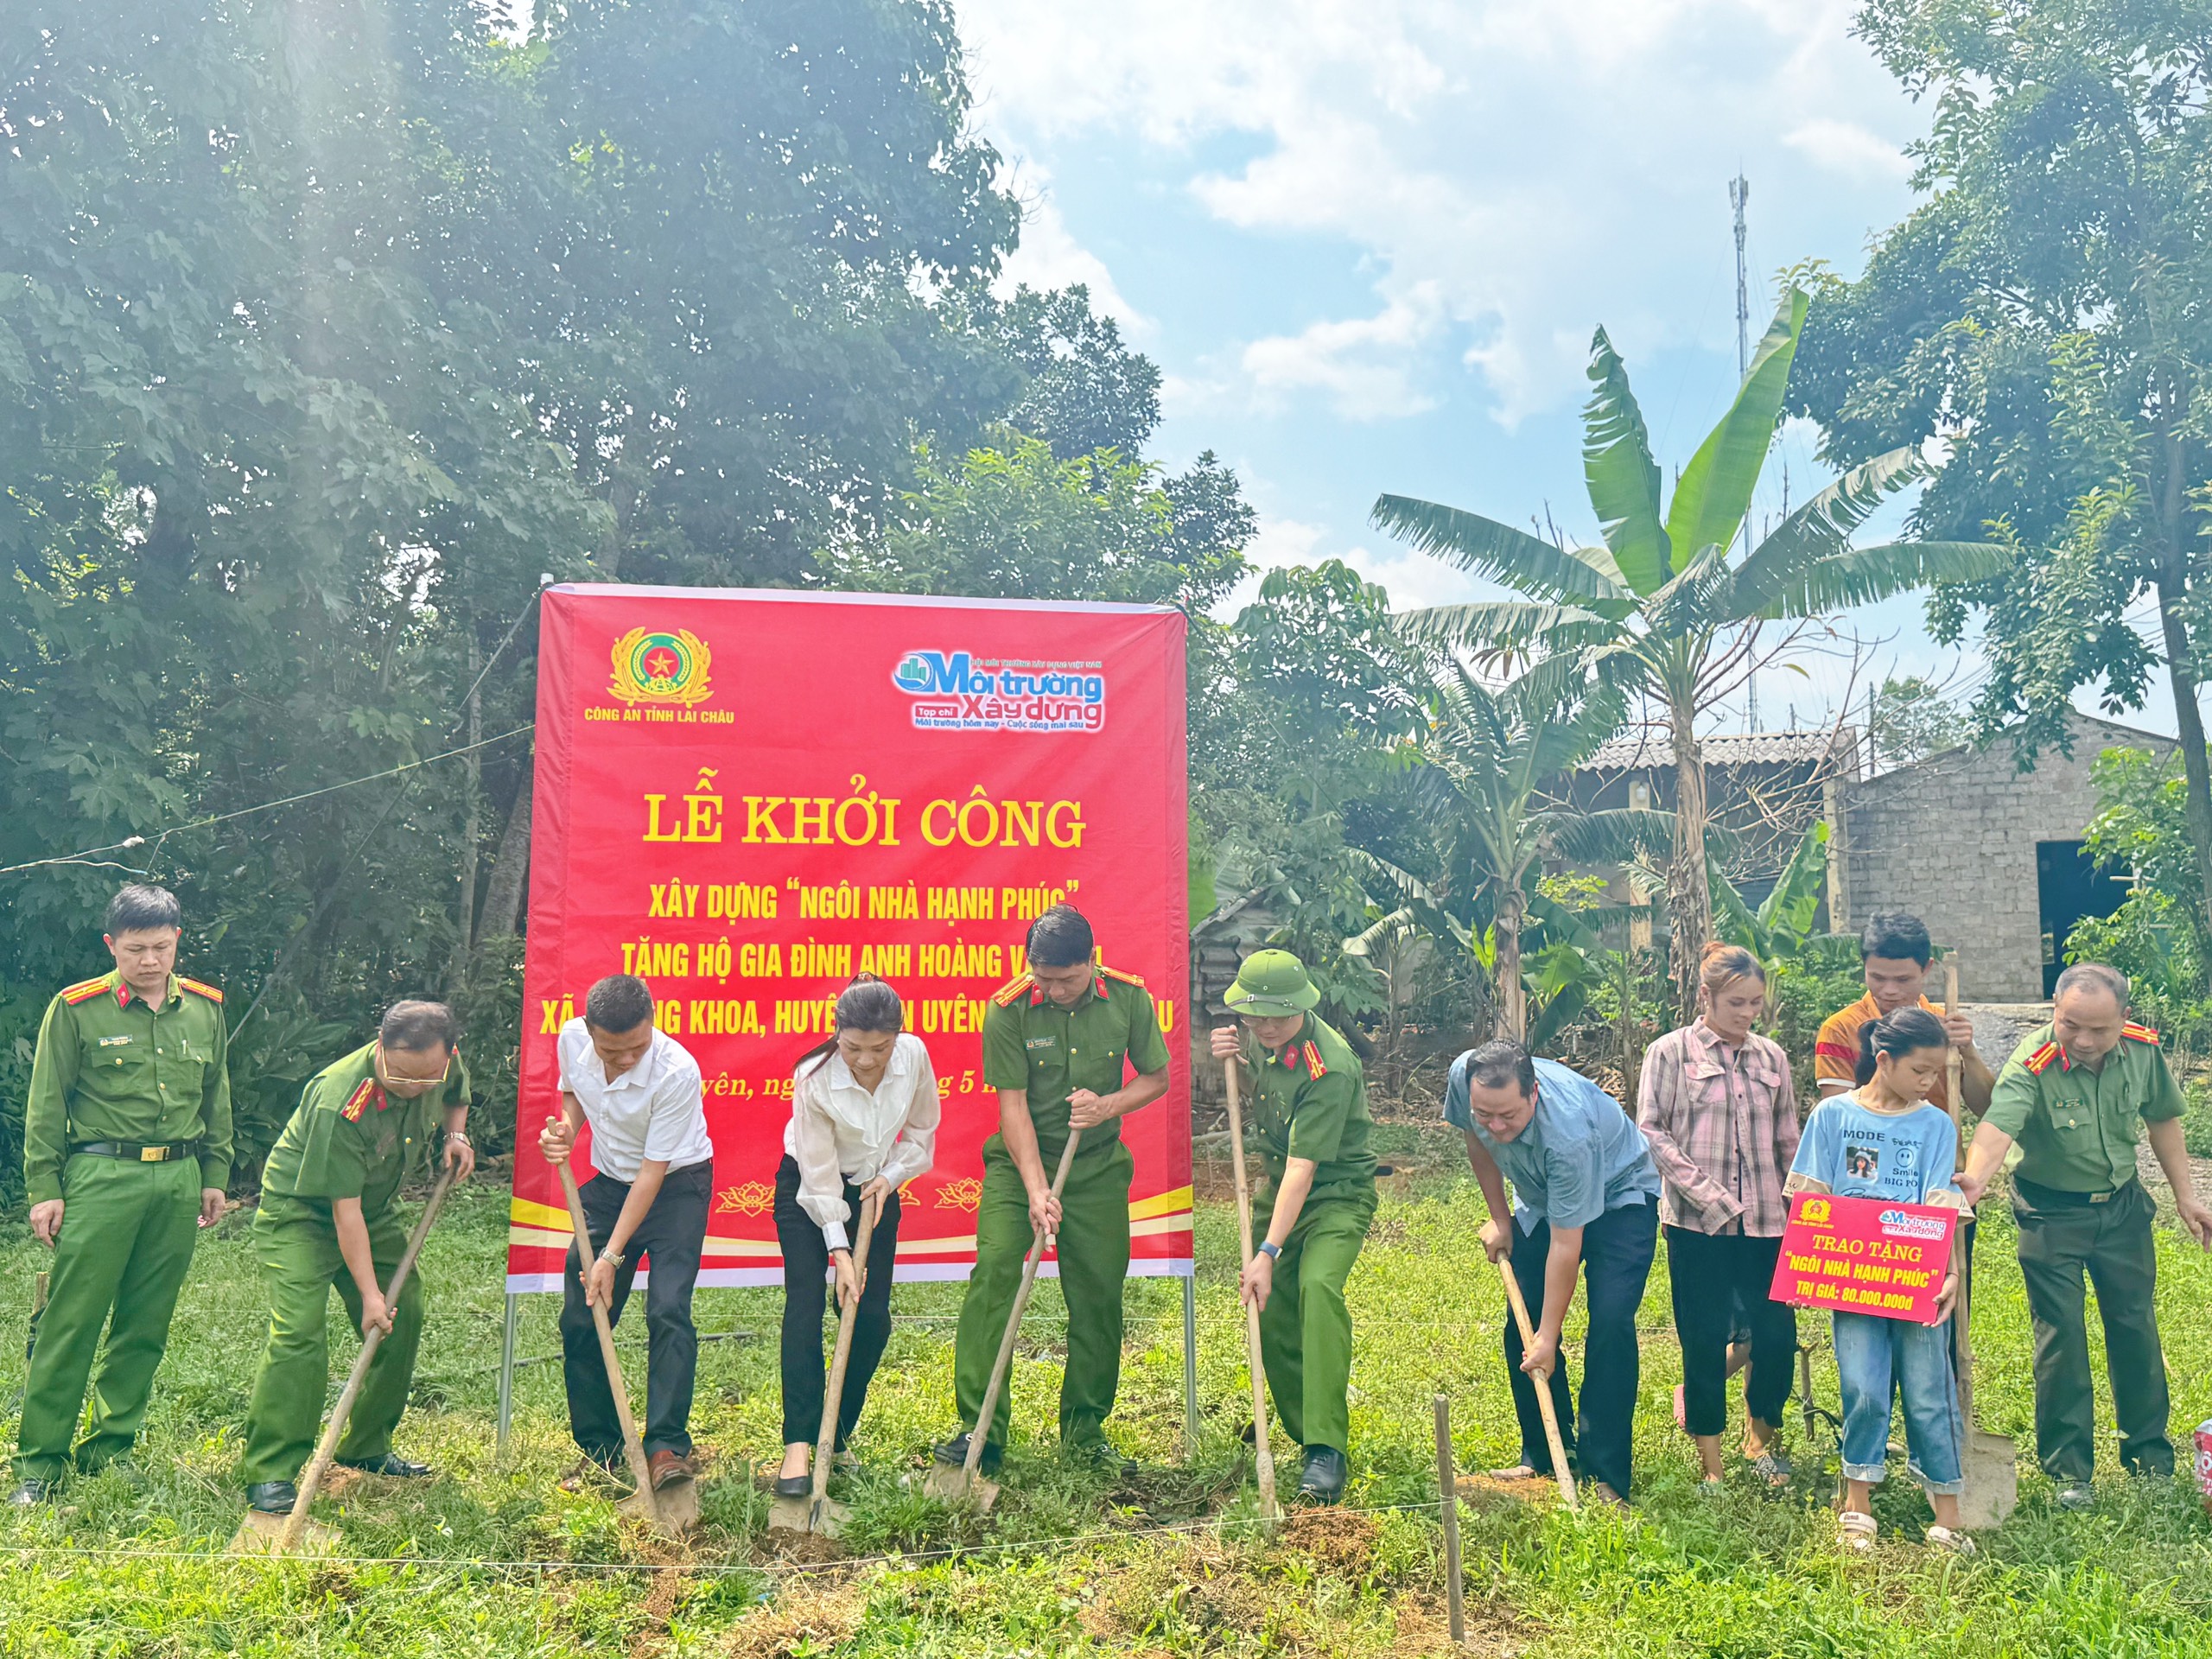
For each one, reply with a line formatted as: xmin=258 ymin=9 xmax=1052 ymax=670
xmin=1769 ymin=1192 xmax=1959 ymax=1325
xmin=506 ymin=585 xmax=1191 ymax=1291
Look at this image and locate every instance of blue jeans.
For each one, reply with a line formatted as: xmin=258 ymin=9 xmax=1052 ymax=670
xmin=1832 ymin=1311 xmax=1963 ymax=1495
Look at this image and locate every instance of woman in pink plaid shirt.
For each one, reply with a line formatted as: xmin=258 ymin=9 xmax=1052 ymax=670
xmin=1637 ymin=942 xmax=1802 ymax=1489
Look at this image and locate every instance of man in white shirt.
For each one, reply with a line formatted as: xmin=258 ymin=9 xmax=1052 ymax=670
xmin=537 ymin=974 xmax=715 ymax=1490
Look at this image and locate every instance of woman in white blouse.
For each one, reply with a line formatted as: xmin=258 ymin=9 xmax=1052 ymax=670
xmin=772 ymin=976 xmax=940 ymax=1497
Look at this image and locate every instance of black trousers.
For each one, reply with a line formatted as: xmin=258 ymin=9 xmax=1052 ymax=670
xmin=560 ymin=1159 xmax=712 ymax=1461
xmin=773 ymin=1154 xmax=903 ymax=1449
xmin=1663 ymin=1225 xmax=1795 ymax=1437
xmin=1506 ymin=1199 xmax=1657 ymax=1499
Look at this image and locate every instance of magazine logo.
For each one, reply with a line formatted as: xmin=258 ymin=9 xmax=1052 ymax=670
xmin=892 ymin=650 xmax=1106 ymax=734
xmin=1877 ymin=1208 xmax=1948 ymax=1241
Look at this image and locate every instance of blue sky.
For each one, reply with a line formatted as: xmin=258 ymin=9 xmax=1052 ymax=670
xmin=957 ymin=0 xmax=2178 ymax=739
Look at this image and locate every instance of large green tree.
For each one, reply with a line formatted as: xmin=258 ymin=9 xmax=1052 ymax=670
xmin=1372 ymin=290 xmax=2005 ymax=1014
xmin=1792 ymin=0 xmax=2212 ymax=931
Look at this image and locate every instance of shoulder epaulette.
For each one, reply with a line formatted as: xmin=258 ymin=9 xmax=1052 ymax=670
xmin=2121 ymin=1022 xmax=2160 ymax=1046
xmin=990 ymin=974 xmax=1036 ymax=1007
xmin=59 ymin=974 xmax=114 ymax=1006
xmin=178 ymin=976 xmax=224 ymax=1005
xmin=1096 ymin=963 xmax=1146 ymax=989
xmin=1302 ymin=1039 xmax=1326 ymax=1079
xmin=2024 ymin=1040 xmax=2063 ymax=1075
xmin=339 ymin=1077 xmax=378 ymax=1122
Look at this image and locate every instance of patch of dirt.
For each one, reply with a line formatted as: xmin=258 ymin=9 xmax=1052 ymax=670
xmin=626 ymin=1567 xmax=690 ymax=1659
xmin=720 ymin=1581 xmax=871 ymax=1659
xmin=319 ymin=1465 xmax=362 ymax=1498
xmin=1393 ymin=1592 xmax=1545 ymax=1656
xmin=758 ymin=1525 xmax=846 ymax=1566
xmin=1452 ymin=1471 xmax=1560 ymax=1512
xmin=1281 ymin=1507 xmax=1380 ymax=1575
xmin=1084 ymin=1542 xmax=1284 ymax=1646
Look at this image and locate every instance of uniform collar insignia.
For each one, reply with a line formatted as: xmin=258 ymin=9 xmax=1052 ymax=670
xmin=1093 ymin=975 xmax=1109 ymax=999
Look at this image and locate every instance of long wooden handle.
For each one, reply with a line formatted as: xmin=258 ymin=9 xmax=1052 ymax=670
xmin=1943 ymin=959 xmax=1974 ymax=1420
xmin=557 ymin=1159 xmax=656 ymax=1502
xmin=964 ymin=1129 xmax=1083 ymax=1478
xmin=809 ymin=1192 xmax=881 ymax=1510
xmin=1497 ymin=1255 xmax=1579 ymax=1512
xmin=1223 ymin=1056 xmax=1279 ymax=1525
xmin=281 ymin=1160 xmax=459 ymax=1550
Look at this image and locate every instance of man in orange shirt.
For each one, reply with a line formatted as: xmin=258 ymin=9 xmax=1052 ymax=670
xmin=1814 ymin=912 xmax=1993 ymax=1111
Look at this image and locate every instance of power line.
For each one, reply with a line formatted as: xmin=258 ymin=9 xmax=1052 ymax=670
xmin=0 ymin=726 xmax=537 ymax=879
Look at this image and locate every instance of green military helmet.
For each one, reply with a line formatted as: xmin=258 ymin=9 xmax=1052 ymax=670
xmin=1224 ymin=949 xmax=1321 ymax=1017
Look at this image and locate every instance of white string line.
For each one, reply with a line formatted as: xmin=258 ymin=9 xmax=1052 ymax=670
xmin=0 ymin=1497 xmax=1448 ymax=1581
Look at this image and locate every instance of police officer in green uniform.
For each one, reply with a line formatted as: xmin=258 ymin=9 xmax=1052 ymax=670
xmin=11 ymin=884 xmax=232 ymax=1505
xmin=1209 ymin=950 xmax=1376 ymax=1504
xmin=238 ymin=999 xmax=474 ymax=1515
xmin=1960 ymin=962 xmax=2212 ymax=1509
xmin=934 ymin=906 xmax=1171 ymax=1476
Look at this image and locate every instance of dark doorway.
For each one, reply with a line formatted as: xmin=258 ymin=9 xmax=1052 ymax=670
xmin=2036 ymin=840 xmax=2131 ymax=997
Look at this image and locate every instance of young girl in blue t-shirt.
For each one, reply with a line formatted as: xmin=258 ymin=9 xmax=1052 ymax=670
xmin=1786 ymin=1007 xmax=1972 ymax=1554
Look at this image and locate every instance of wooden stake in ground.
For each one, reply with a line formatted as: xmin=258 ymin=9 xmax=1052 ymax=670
xmin=924 ymin=1130 xmax=1084 ymax=1510
xmin=1496 ymin=1257 xmax=1579 ymax=1512
xmin=1433 ymin=1394 xmax=1465 ymax=1646
xmin=556 ymin=1156 xmax=683 ymax=1534
xmin=1223 ymin=1053 xmax=1280 ymax=1528
xmin=769 ymin=1192 xmax=881 ymax=1535
xmin=276 ymin=1161 xmax=459 ymax=1553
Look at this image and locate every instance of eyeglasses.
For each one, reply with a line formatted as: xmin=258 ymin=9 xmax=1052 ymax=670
xmin=378 ymin=1046 xmax=453 ymax=1091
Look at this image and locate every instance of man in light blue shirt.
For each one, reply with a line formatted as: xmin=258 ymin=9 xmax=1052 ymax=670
xmin=1446 ymin=1040 xmax=1660 ymax=1504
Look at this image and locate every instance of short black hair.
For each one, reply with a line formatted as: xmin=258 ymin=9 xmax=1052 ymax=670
xmin=1026 ymin=904 xmax=1095 ymax=969
xmin=585 ymin=973 xmax=656 ymax=1035
xmin=1463 ymin=1039 xmax=1536 ymax=1097
xmin=105 ymin=883 xmax=181 ymax=936
xmin=1859 ymin=911 xmax=1932 ymax=967
xmin=380 ymin=999 xmax=458 ymax=1052
xmin=1853 ymin=1006 xmax=1947 ymax=1085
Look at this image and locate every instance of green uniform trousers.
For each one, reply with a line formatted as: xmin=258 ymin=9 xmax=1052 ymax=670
xmin=238 ymin=1197 xmax=425 ymax=1486
xmin=16 ymin=1155 xmax=201 ymax=1481
xmin=953 ymin=1137 xmax=1134 ymax=1453
xmin=1256 ymin=1190 xmax=1374 ymax=1454
xmin=2013 ymin=1177 xmax=2172 ymax=1481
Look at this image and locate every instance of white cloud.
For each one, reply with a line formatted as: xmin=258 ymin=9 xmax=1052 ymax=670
xmin=1784 ymin=118 xmax=1914 ymax=182
xmin=1223 ymin=512 xmax=1481 ymax=617
xmin=957 ymin=0 xmax=1923 ymax=425
xmin=989 ymin=161 xmax=1153 ymax=340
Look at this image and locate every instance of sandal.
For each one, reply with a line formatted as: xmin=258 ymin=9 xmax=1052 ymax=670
xmin=1838 ymin=1510 xmax=1878 ymax=1552
xmin=1925 ymin=1525 xmax=1977 ymax=1556
xmin=1749 ymin=1451 xmax=1792 ymax=1486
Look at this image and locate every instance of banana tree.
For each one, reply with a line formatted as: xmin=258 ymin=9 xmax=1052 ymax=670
xmin=1345 ymin=654 xmax=1669 ymax=1042
xmin=1372 ymin=288 xmax=2011 ymax=1018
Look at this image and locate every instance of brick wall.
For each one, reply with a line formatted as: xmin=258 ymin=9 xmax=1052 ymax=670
xmin=1834 ymin=714 xmax=2171 ymax=1001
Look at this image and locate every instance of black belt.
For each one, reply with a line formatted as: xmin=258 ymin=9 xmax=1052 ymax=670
xmin=70 ymin=1141 xmax=200 ymax=1163
xmin=2013 ymin=1173 xmax=2135 ymax=1209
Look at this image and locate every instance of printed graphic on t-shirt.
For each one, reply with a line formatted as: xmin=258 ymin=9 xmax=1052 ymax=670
xmin=1845 ymin=1142 xmax=1880 ymax=1180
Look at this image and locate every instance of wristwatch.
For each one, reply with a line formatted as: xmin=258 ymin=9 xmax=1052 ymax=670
xmin=1257 ymin=1241 xmax=1281 ymax=1261
xmin=597 ymin=1247 xmax=625 ymax=1270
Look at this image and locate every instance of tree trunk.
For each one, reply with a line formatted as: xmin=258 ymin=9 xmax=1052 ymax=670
xmin=2152 ymin=393 xmax=2212 ymax=941
xmin=1494 ymin=888 xmax=1526 ymax=1044
xmin=475 ymin=757 xmax=535 ymax=946
xmin=1668 ymin=696 xmax=1712 ymax=1022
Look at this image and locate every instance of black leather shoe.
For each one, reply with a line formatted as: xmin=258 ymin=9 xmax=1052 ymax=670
xmin=1294 ymin=1446 xmax=1348 ymax=1505
xmin=338 ymin=1453 xmax=431 ymax=1478
xmin=771 ymin=1473 xmax=811 ymax=1498
xmin=930 ymin=1433 xmax=1003 ymax=1478
xmin=7 ymin=1478 xmax=49 ymax=1508
xmin=247 ymin=1481 xmax=297 ymax=1515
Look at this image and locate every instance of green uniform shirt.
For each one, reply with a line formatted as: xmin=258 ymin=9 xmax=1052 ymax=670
xmin=1983 ymin=1021 xmax=2183 ymax=1194
xmin=24 ymin=969 xmax=233 ymax=1205
xmin=981 ymin=967 xmax=1171 ymax=1160
xmin=1246 ymin=1014 xmax=1377 ymax=1204
xmin=260 ymin=1041 xmax=471 ymax=1217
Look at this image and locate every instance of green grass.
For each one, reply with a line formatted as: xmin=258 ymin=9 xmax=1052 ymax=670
xmin=1 ymin=1119 xmax=2209 ymax=1655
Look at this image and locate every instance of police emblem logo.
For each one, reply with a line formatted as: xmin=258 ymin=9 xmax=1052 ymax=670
xmin=608 ymin=627 xmax=714 ymax=707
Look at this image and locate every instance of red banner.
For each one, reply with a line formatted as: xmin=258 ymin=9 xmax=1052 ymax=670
xmin=507 ymin=585 xmax=1191 ymax=1290
xmin=1769 ymin=1192 xmax=1958 ymax=1324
